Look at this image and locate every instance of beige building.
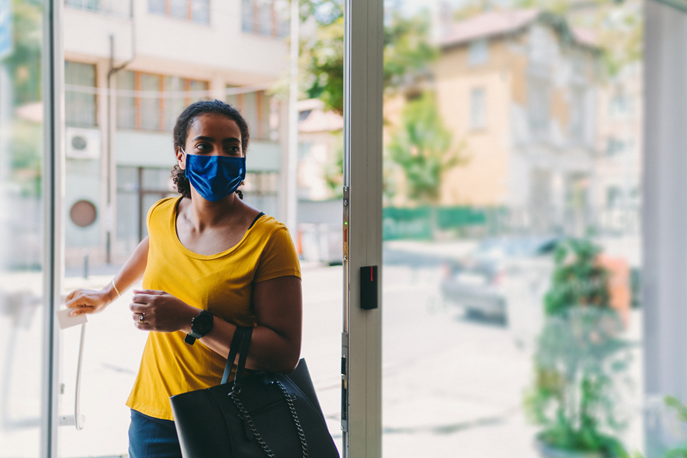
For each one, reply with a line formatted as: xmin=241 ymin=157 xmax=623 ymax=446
xmin=434 ymin=10 xmax=601 ymax=234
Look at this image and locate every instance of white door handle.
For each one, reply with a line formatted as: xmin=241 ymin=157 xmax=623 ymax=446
xmin=60 ymin=322 xmax=86 ymax=430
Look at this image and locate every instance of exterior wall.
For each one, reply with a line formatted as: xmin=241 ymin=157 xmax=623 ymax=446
xmin=434 ymin=39 xmax=513 ymax=206
xmin=434 ymin=19 xmax=600 ymax=236
xmin=63 ymin=2 xmax=287 ymax=84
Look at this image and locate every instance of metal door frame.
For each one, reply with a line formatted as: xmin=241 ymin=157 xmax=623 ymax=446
xmin=341 ymin=0 xmax=384 ymax=456
xmin=42 ymin=0 xmax=63 ymax=456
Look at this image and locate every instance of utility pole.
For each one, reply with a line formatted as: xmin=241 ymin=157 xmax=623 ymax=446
xmin=286 ymin=0 xmax=299 ymax=237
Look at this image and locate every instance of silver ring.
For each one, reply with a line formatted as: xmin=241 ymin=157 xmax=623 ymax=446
xmin=139 ymin=314 xmax=144 ymax=322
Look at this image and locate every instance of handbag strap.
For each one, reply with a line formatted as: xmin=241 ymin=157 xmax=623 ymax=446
xmin=233 ymin=326 xmax=253 ymax=393
xmin=220 ymin=326 xmax=254 ymax=391
xmin=221 ymin=326 xmax=246 ymax=385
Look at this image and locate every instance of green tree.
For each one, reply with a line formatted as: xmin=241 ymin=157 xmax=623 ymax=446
xmin=299 ymin=2 xmax=438 ymax=114
xmin=386 ymin=93 xmax=466 ymax=205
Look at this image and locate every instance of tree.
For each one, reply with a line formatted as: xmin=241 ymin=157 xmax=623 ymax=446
xmin=386 ymin=93 xmax=467 ymax=205
xmin=299 ymin=2 xmax=438 ymax=115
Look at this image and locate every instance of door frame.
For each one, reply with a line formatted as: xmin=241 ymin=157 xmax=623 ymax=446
xmin=341 ymin=0 xmax=384 ymax=456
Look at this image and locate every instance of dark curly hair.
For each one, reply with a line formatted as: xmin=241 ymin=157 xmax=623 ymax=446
xmin=171 ymin=99 xmax=250 ymax=199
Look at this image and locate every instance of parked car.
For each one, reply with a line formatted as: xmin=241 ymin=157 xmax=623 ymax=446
xmin=440 ymin=236 xmax=560 ymax=325
xmin=298 ymin=223 xmax=343 ymax=266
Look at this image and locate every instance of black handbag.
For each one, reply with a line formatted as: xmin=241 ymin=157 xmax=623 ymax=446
xmin=170 ymin=326 xmax=340 ymax=458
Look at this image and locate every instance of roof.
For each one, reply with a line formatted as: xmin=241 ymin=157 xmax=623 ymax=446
xmin=297 ymin=99 xmax=343 ymax=133
xmin=440 ymin=9 xmax=598 ymax=50
xmin=440 ymin=9 xmax=540 ymax=47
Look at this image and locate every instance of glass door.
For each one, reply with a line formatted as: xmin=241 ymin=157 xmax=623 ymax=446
xmin=0 ymin=0 xmax=59 ymax=456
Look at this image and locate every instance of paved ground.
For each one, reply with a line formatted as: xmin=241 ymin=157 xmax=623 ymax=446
xmin=1 ymin=260 xmax=644 ymax=457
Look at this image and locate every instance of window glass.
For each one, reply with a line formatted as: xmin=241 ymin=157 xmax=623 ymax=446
xmin=140 ymin=74 xmax=161 ymax=131
xmin=242 ymin=91 xmax=259 ymax=135
xmin=242 ymin=0 xmax=254 ymax=32
xmin=148 ymin=0 xmax=166 ymax=14
xmin=258 ymin=0 xmax=273 ymax=35
xmin=164 ymin=76 xmax=185 ymax=132
xmin=377 ymin=2 xmax=645 ymax=456
xmin=470 ymin=87 xmax=486 ymax=129
xmin=0 ymin=1 xmax=46 ymax=456
xmin=65 ymin=61 xmax=97 ymax=127
xmin=142 ymin=167 xmax=173 ymax=191
xmin=170 ymin=0 xmax=187 ymax=19
xmin=192 ymin=0 xmax=210 ymax=23
xmin=468 ymin=39 xmax=489 ymax=65
xmin=528 ymin=77 xmax=550 ymax=135
xmin=188 ymin=79 xmax=208 ymax=105
xmin=116 ymin=70 xmax=136 ymax=129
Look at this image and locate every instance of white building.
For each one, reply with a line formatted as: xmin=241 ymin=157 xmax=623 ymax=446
xmin=63 ymin=0 xmax=290 ymax=266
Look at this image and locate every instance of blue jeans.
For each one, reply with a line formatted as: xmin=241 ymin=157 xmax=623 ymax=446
xmin=128 ymin=409 xmax=182 ymax=458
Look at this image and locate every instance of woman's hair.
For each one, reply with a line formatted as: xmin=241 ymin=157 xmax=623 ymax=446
xmin=171 ymin=99 xmax=250 ymax=199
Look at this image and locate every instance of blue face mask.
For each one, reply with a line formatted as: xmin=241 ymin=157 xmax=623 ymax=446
xmin=183 ymin=151 xmax=246 ymax=202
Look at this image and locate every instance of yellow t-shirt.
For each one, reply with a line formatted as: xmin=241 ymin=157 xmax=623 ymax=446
xmin=126 ymin=197 xmax=301 ymax=420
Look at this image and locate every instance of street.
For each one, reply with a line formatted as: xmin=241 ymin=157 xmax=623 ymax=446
xmin=45 ymin=261 xmax=642 ymax=457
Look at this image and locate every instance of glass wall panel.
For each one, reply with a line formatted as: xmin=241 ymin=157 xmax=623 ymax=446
xmin=376 ymin=1 xmax=645 ymax=456
xmin=58 ymin=2 xmax=309 ymax=454
xmin=0 ymin=0 xmax=47 ymax=457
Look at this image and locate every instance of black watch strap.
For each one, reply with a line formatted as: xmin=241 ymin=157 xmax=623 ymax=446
xmin=185 ymin=310 xmax=213 ymax=345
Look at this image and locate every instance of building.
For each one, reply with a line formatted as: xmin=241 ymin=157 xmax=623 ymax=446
xmin=594 ymin=62 xmax=643 ymax=235
xmin=62 ymin=0 xmax=290 ymax=266
xmin=434 ymin=10 xmax=601 ymax=235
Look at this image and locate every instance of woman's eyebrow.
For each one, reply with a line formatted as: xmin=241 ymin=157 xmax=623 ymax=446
xmin=190 ymin=136 xmax=240 ymax=143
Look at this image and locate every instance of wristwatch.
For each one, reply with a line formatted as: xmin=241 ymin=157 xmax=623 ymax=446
xmin=185 ymin=310 xmax=214 ymax=345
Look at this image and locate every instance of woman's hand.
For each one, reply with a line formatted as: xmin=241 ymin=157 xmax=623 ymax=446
xmin=129 ymin=289 xmax=197 ymax=333
xmin=66 ymin=288 xmax=116 ymax=316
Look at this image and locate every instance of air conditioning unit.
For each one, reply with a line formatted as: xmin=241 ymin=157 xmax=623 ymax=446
xmin=65 ymin=127 xmax=101 ymax=159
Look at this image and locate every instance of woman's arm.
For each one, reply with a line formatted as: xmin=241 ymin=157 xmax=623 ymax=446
xmin=66 ymin=236 xmax=150 ymax=316
xmin=129 ymin=275 xmax=303 ymax=373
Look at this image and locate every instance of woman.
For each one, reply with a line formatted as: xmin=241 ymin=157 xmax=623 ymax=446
xmin=66 ymin=100 xmax=302 ymax=458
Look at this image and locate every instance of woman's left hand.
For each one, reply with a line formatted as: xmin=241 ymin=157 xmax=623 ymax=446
xmin=129 ymin=289 xmax=197 ymax=333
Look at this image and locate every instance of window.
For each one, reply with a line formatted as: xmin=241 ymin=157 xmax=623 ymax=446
xmin=468 ymin=39 xmax=489 ymax=66
xmin=569 ymin=87 xmax=586 ymax=139
xmin=470 ymin=87 xmax=486 ymax=130
xmin=227 ymin=89 xmax=273 ymax=140
xmin=530 ymin=26 xmax=554 ymax=64
xmin=148 ymin=0 xmax=210 ymax=24
xmin=528 ymin=77 xmax=550 ymax=135
xmin=117 ymin=166 xmax=176 ymax=245
xmin=65 ymin=61 xmax=97 ymax=127
xmin=609 ymin=94 xmax=634 ymax=118
xmin=65 ymin=0 xmax=132 ymax=16
xmin=605 ymin=137 xmax=633 ymax=156
xmin=117 ymin=70 xmax=208 ymax=131
xmin=241 ymin=0 xmax=289 ymax=38
xmin=606 ymin=186 xmax=622 ymax=209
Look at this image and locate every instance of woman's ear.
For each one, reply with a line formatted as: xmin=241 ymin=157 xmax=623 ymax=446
xmin=175 ymin=147 xmax=186 ymax=170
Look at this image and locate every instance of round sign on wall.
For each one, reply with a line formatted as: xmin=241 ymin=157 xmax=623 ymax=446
xmin=70 ymin=200 xmax=97 ymax=228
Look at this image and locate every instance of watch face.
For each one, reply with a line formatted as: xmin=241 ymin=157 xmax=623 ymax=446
xmin=193 ymin=311 xmax=213 ymax=335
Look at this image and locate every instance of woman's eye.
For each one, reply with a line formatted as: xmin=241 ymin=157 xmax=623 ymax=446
xmin=226 ymin=146 xmax=241 ymax=155
xmin=195 ymin=143 xmax=211 ymax=152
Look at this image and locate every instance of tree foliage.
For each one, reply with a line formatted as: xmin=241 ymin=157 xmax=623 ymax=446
xmin=386 ymin=93 xmax=466 ymax=205
xmin=299 ymin=1 xmax=438 ymax=114
xmin=525 ymin=239 xmax=633 ymax=456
